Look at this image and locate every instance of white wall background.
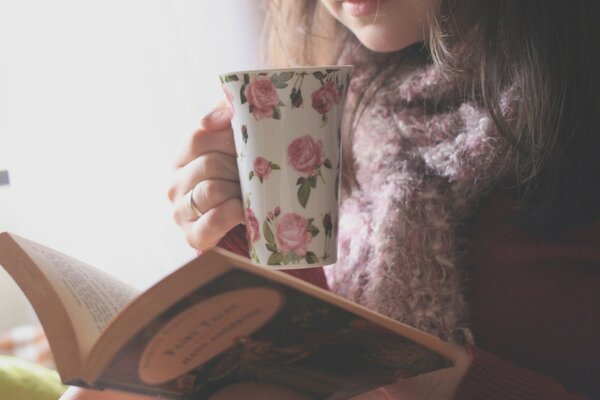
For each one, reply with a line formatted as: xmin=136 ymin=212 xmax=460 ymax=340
xmin=0 ymin=0 xmax=265 ymax=332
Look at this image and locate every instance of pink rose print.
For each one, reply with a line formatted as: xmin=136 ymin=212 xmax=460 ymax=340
xmin=253 ymin=157 xmax=271 ymax=179
xmin=291 ymin=89 xmax=303 ymax=108
xmin=249 ymin=157 xmax=280 ymax=183
xmin=245 ymin=207 xmax=260 ymax=243
xmin=263 ymin=208 xmax=321 ymax=265
xmin=287 ymin=135 xmax=324 ymax=176
xmin=310 ymin=69 xmax=346 ymax=125
xmin=288 ymin=135 xmax=332 ymax=208
xmin=243 ymin=76 xmax=281 ymax=121
xmin=275 ymin=213 xmax=312 ymax=257
xmin=267 ymin=206 xmax=281 ymax=221
xmin=311 ymin=81 xmax=341 ymax=116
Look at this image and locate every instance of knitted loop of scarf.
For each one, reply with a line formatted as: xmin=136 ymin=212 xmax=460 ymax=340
xmin=325 ymin=47 xmax=514 ymax=344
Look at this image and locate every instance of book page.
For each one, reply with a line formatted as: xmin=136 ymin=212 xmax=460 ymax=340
xmin=12 ymin=236 xmax=140 ymax=358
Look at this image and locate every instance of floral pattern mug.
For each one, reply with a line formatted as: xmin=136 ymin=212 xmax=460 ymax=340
xmin=220 ymin=66 xmax=353 ymax=268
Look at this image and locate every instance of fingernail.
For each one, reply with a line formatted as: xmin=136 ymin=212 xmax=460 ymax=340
xmin=202 ymin=108 xmax=225 ymax=123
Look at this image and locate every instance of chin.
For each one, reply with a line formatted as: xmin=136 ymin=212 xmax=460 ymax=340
xmin=353 ymin=28 xmax=424 ymax=53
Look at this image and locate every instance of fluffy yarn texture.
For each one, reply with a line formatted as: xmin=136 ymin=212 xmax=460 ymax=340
xmin=325 ymin=49 xmax=514 ymax=343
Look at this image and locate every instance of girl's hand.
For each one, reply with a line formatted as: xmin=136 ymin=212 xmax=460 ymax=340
xmin=353 ymin=344 xmax=472 ymax=400
xmin=59 ymin=346 xmax=469 ymax=400
xmin=208 ymin=344 xmax=471 ymax=400
xmin=59 ymin=383 xmax=310 ymax=400
xmin=59 ymin=387 xmax=154 ymax=400
xmin=208 ymin=382 xmax=311 ymax=400
xmin=168 ymin=104 xmax=244 ymax=252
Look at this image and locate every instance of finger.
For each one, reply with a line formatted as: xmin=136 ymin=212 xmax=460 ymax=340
xmin=348 ymin=387 xmax=388 ymax=399
xmin=173 ymin=180 xmax=242 ymax=224
xmin=185 ymin=197 xmax=244 ymax=251
xmin=174 ymin=103 xmax=234 ymax=168
xmin=200 ymin=102 xmax=232 ymax=131
xmin=208 ymin=382 xmax=312 ymax=400
xmin=60 ymin=387 xmax=153 ymax=400
xmin=168 ymin=153 xmax=239 ymax=202
xmin=175 ymin=128 xmax=236 ymax=169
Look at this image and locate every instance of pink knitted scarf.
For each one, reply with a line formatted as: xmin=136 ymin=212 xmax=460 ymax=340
xmin=325 ymin=49 xmax=513 ymax=343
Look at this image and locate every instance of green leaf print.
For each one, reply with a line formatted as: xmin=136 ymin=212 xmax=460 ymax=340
xmin=240 ymin=84 xmax=247 ymax=104
xmin=278 ymin=71 xmax=294 ymax=82
xmin=266 ymin=243 xmax=278 ymax=253
xmin=298 ymin=180 xmax=311 ymax=208
xmin=305 ymin=251 xmax=319 ymax=264
xmin=268 ymin=252 xmax=284 ymax=265
xmin=313 ymin=71 xmax=326 ymax=81
xmin=241 ymin=125 xmax=248 ymax=143
xmin=263 ymin=221 xmax=275 ymax=246
xmin=222 ymin=74 xmax=239 ymax=82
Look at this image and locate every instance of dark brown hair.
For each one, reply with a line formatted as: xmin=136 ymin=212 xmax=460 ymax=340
xmin=265 ymin=0 xmax=600 ymax=234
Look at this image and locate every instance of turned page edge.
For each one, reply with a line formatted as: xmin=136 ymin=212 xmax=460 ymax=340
xmin=0 ymin=232 xmax=83 ymax=381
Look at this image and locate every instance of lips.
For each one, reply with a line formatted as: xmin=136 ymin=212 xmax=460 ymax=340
xmin=339 ymin=0 xmax=382 ymax=17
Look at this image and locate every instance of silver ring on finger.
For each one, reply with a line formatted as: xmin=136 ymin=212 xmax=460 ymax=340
xmin=188 ymin=184 xmax=204 ymax=220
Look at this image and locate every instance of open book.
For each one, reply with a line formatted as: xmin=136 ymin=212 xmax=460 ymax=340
xmin=0 ymin=232 xmax=460 ymax=400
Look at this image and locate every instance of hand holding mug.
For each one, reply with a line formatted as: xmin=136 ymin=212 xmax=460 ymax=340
xmin=168 ymin=104 xmax=244 ymax=252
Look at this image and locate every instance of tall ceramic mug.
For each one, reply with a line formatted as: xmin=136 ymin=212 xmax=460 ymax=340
xmin=220 ymin=66 xmax=353 ymax=269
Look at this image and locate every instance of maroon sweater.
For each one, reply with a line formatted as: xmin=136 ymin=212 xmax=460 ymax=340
xmin=218 ymin=195 xmax=599 ymax=399
xmin=457 ymin=194 xmax=599 ymax=399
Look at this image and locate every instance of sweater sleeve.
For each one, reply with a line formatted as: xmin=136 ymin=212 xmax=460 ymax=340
xmin=461 ymin=193 xmax=600 ymax=398
xmin=216 ymin=224 xmax=330 ymax=291
xmin=456 ymin=346 xmax=590 ymax=400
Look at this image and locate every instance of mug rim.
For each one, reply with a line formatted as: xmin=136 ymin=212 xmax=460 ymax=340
xmin=219 ymin=65 xmax=354 ymax=78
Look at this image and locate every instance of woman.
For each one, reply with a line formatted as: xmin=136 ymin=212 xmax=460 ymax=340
xmin=63 ymin=0 xmax=600 ymax=398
